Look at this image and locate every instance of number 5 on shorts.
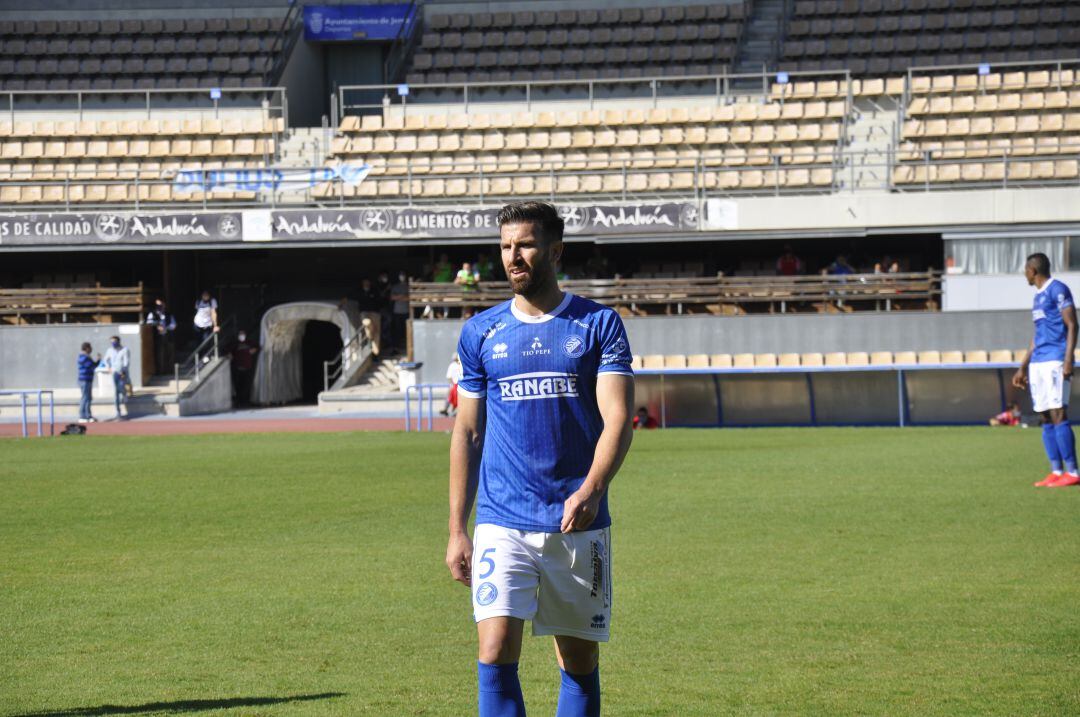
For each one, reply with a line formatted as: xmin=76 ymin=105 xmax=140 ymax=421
xmin=478 ymin=548 xmax=496 ymax=579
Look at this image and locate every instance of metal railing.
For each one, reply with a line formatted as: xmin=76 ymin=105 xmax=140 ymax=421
xmin=0 ymin=389 xmax=55 ymax=437
xmin=173 ymin=316 xmax=236 ymax=398
xmin=409 ymin=272 xmax=943 ymax=318
xmin=322 ymin=324 xmax=375 ymax=393
xmin=405 ymin=383 xmax=446 ymax=432
xmin=339 ymin=68 xmax=853 ymax=120
xmin=1 ymin=86 xmax=288 ymax=127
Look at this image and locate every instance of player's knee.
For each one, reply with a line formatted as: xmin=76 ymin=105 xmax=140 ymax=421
xmin=555 ymin=637 xmax=599 ymax=674
xmin=477 ymin=629 xmax=520 ymax=665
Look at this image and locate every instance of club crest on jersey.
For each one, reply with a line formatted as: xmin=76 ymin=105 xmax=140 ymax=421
xmin=475 ymin=582 xmax=498 ymax=606
xmin=563 ymin=335 xmax=586 ymax=358
xmin=498 ymin=371 xmax=578 ymax=401
xmin=491 ymin=342 xmax=509 ymax=359
xmin=521 ymin=336 xmax=551 ymax=357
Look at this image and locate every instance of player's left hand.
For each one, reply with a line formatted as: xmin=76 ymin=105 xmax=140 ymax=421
xmin=560 ymin=487 xmax=601 ymax=533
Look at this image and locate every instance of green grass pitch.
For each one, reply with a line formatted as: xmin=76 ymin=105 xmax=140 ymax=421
xmin=2 ymin=428 xmax=1078 ymax=716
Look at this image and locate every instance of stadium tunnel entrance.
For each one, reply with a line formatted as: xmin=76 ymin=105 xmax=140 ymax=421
xmin=250 ymin=301 xmax=360 ymax=405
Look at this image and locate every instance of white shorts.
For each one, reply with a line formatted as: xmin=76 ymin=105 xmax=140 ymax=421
xmin=471 ymin=523 xmax=612 ymax=642
xmin=1030 ymin=360 xmax=1071 ymax=413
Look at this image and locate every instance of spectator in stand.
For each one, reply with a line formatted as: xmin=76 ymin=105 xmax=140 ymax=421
xmin=390 ymin=271 xmax=410 ymax=354
xmin=440 ymin=353 xmax=463 ymax=416
xmin=888 ymin=260 xmax=901 ymax=274
xmin=633 ymin=406 xmax=658 ymax=430
xmin=476 ymin=254 xmax=499 ymax=281
xmin=76 ymin=342 xmax=99 ymax=424
xmin=376 ymin=270 xmax=393 ymax=349
xmin=455 ymin=261 xmax=479 ymax=291
xmin=356 ymin=277 xmax=383 ymax=355
xmin=193 ymin=290 xmax=219 ymax=346
xmin=990 ymin=403 xmax=1022 ymax=427
xmin=776 ymin=245 xmax=804 ymax=276
xmin=102 ymin=335 xmax=131 ymax=420
xmin=433 ymin=253 xmax=455 ymax=283
xmin=586 ymin=246 xmax=613 ymax=279
xmin=230 ymin=329 xmax=259 ymax=407
xmin=146 ymin=298 xmax=177 ymax=374
xmin=827 ymin=254 xmax=855 ymax=275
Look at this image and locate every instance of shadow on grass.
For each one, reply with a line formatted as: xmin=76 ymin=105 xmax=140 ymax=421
xmin=10 ymin=692 xmax=347 ymax=716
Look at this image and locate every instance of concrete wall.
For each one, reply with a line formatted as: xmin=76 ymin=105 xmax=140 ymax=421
xmin=0 ymin=323 xmax=145 ymax=390
xmin=280 ymin=38 xmax=327 ymax=127
xmin=179 ymin=356 xmax=233 ymax=416
xmin=411 ymin=310 xmax=1033 ymax=383
xmin=944 ymin=272 xmax=1080 ymax=312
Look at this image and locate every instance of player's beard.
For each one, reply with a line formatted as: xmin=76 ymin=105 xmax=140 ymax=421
xmin=507 ymin=258 xmax=557 ymax=298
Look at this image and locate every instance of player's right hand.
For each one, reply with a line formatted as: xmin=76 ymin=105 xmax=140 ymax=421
xmin=446 ymin=533 xmax=473 ymax=587
xmin=1011 ymin=368 xmax=1028 ymax=389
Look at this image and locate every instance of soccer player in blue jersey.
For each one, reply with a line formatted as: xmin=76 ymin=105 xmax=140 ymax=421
xmin=446 ymin=201 xmax=635 ymax=717
xmin=1012 ymin=252 xmax=1080 ymax=487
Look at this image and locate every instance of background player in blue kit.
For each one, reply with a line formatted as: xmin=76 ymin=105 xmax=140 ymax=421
xmin=1012 ymin=253 xmax=1080 ymax=487
xmin=445 ymin=202 xmax=635 ymax=717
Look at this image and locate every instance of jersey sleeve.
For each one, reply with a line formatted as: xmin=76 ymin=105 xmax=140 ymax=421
xmin=455 ymin=321 xmax=487 ymax=398
xmin=596 ymin=309 xmax=634 ymax=376
xmin=1055 ymin=282 xmax=1074 ymax=310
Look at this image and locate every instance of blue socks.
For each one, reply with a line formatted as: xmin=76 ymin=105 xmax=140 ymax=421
xmin=1054 ymin=422 xmax=1077 ymax=474
xmin=556 ymin=667 xmax=601 ymax=717
xmin=1042 ymin=424 xmax=1064 ymax=473
xmin=478 ymin=662 xmax=525 ymax=717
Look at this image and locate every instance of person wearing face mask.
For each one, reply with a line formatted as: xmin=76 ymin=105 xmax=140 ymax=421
xmin=146 ymin=298 xmax=177 ymax=374
xmin=230 ymin=330 xmax=259 ymax=407
xmin=102 ymin=335 xmax=131 ymax=420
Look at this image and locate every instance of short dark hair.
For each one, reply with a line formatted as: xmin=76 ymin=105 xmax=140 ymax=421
xmin=1027 ymin=252 xmax=1051 ymax=276
xmin=497 ymin=201 xmax=564 ymax=245
xmin=109 ymin=335 xmax=119 ymax=342
xmin=81 ymin=342 xmax=91 ymax=352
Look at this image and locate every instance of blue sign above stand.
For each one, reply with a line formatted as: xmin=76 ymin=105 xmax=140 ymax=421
xmin=303 ymin=4 xmax=415 ymax=41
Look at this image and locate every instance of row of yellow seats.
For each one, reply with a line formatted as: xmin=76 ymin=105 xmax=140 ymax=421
xmin=771 ymin=76 xmax=906 ymax=100
xmin=353 ymin=146 xmax=837 ymax=176
xmin=903 ymin=113 xmax=1080 ymax=139
xmin=340 ymin=101 xmax=848 ymax=134
xmin=318 ymin=167 xmax=834 ymax=198
xmin=0 ymin=137 xmax=273 ymax=161
xmin=335 ymin=122 xmax=843 ymax=156
xmin=908 ymin=89 xmax=1080 ymax=116
xmin=0 ymin=185 xmax=256 ymax=203
xmin=897 ymin=136 xmax=1080 ymax=161
xmin=0 ymin=159 xmax=261 ymax=181
xmin=909 ymin=69 xmax=1080 ymax=95
xmin=893 ymin=160 xmax=1079 ymax=184
xmin=0 ymin=116 xmax=283 ymax=138
xmin=631 ymin=350 xmax=1035 ymax=370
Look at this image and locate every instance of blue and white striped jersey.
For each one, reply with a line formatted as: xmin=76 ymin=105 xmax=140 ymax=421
xmin=457 ymin=293 xmax=634 ymax=532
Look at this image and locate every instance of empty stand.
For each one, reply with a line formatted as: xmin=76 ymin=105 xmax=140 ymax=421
xmin=629 ymin=349 xmax=1020 ymax=371
xmin=407 ymin=3 xmax=749 ymax=85
xmin=0 ymin=15 xmax=289 ymax=92
xmin=780 ymin=1 xmax=1080 ymax=76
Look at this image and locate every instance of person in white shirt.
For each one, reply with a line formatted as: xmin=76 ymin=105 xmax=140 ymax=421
xmin=102 ymin=335 xmax=131 ymax=419
xmin=440 ymin=353 xmax=463 ymax=416
xmin=193 ymin=290 xmax=219 ymax=345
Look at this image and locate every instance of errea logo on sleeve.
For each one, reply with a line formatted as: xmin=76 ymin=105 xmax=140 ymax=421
xmin=497 ymin=372 xmax=579 ymax=401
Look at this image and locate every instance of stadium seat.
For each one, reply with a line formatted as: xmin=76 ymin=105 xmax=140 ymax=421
xmin=1012 ymin=350 xmax=1029 ymax=363
xmin=630 ymin=355 xmax=643 ymax=370
xmin=710 ymin=354 xmax=733 ymax=368
xmin=754 ymin=353 xmax=778 ymax=368
xmin=642 ymin=354 xmax=665 ymax=369
xmin=824 ymin=352 xmax=846 ymax=367
xmin=686 ymin=354 xmax=710 ymax=368
xmin=917 ymin=351 xmax=942 ymax=365
xmin=870 ymin=351 xmax=893 ymax=366
xmin=845 ymin=352 xmax=869 ymax=367
xmin=988 ymin=350 xmax=1013 ymax=364
xmin=800 ymin=353 xmax=824 ymax=367
xmin=963 ymin=351 xmax=989 ymax=364
xmin=941 ymin=350 xmax=964 ymax=364
xmin=664 ymin=354 xmax=688 ymax=369
xmin=894 ymin=351 xmax=917 ymax=365
xmin=778 ymin=353 xmax=801 ymax=367
xmin=733 ymin=353 xmax=754 ymax=368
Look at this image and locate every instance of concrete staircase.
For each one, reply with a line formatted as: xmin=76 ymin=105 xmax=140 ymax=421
xmin=731 ymin=0 xmax=786 ymax=78
xmin=270 ymin=126 xmax=334 ymax=204
xmin=839 ymin=98 xmax=901 ymax=192
xmin=318 ymin=355 xmax=449 ymax=416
